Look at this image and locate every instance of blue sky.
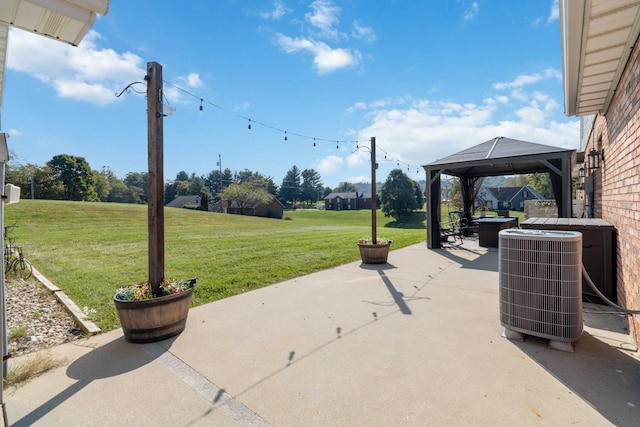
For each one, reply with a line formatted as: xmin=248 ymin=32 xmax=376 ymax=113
xmin=2 ymin=0 xmax=577 ymax=189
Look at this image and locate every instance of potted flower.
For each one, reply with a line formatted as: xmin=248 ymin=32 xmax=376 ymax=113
xmin=358 ymin=237 xmax=392 ymax=264
xmin=114 ymin=277 xmax=196 ymax=343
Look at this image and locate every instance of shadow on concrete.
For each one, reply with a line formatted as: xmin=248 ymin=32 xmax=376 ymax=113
xmin=358 ymin=262 xmax=430 ymax=315
xmin=377 ymin=269 xmax=411 ymax=314
xmin=510 ymin=332 xmax=640 ymax=427
xmin=11 ymin=337 xmax=171 ymax=427
xmin=436 ymin=245 xmax=498 ymax=273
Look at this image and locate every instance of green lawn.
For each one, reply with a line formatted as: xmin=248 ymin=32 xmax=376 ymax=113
xmin=5 ymin=200 xmax=426 ymax=331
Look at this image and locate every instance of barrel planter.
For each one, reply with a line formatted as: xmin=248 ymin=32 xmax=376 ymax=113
xmin=358 ymin=241 xmax=391 ymax=264
xmin=114 ymin=287 xmax=194 ymax=343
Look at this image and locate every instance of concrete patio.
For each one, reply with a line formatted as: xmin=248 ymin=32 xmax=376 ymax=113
xmin=4 ymin=240 xmax=639 ymax=426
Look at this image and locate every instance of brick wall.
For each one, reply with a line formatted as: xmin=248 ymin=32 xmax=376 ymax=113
xmin=588 ymin=34 xmax=640 ymax=345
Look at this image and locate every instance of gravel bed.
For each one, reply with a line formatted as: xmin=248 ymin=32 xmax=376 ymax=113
xmin=5 ymin=277 xmax=83 ymax=357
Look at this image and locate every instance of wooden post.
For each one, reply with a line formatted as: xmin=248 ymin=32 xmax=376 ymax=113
xmin=147 ymin=62 xmax=164 ymax=294
xmin=370 ymin=137 xmax=377 ymax=244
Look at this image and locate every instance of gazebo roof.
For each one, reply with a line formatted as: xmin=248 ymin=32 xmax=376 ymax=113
xmin=423 ymin=136 xmax=576 ymax=178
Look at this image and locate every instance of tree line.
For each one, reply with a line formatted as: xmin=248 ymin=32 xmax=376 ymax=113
xmin=5 ymin=153 xmax=411 ymax=209
xmin=6 ymin=153 xmax=426 ymax=219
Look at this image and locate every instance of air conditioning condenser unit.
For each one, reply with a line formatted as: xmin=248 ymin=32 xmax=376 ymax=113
xmin=499 ymin=229 xmax=583 ymax=352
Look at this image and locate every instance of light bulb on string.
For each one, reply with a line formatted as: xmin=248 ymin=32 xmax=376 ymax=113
xmin=159 ymin=80 xmax=381 ymax=158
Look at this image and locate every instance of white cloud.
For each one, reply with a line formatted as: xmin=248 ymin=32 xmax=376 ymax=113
xmin=316 ymin=69 xmax=580 ymax=186
xmin=352 ymin=21 xmax=376 ymax=42
xmin=463 ymin=2 xmax=479 ymax=21
xmin=347 ymin=149 xmax=368 ymax=168
xmin=350 ymin=82 xmax=579 ymax=169
xmin=8 ymin=129 xmax=22 ymax=137
xmin=346 ymin=101 xmax=367 ymax=113
xmin=346 ymin=96 xmax=409 ymax=113
xmin=493 ymin=68 xmax=561 ymax=90
xmin=7 ymin=29 xmax=145 ymax=105
xmin=306 ymin=0 xmax=341 ymax=38
xmin=162 ymin=73 xmax=205 ymax=105
xmin=274 ymin=34 xmax=360 ymax=74
xmin=260 ymin=0 xmax=292 ymax=20
xmin=510 ymin=88 xmax=528 ymax=102
xmin=271 ymin=0 xmax=371 ymax=74
xmin=315 ymin=154 xmax=344 ymax=175
xmin=548 ymin=0 xmax=559 ymax=23
xmin=184 ymin=73 xmax=203 ymax=89
xmin=347 ymin=175 xmax=369 ymax=184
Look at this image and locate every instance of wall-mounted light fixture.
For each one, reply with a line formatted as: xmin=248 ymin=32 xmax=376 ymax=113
xmin=587 ymin=148 xmax=603 ymax=171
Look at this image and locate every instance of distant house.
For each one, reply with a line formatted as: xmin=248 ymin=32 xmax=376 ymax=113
xmin=324 ymin=192 xmax=374 ymax=210
xmin=211 ymin=196 xmax=284 ymax=219
xmin=166 ymin=195 xmax=202 ymax=209
xmin=480 ymin=186 xmax=544 ymax=211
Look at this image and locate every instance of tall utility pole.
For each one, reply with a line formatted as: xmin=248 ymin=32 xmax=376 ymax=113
xmin=147 ymin=61 xmax=164 ymax=293
xmin=217 ymin=154 xmax=222 ymax=191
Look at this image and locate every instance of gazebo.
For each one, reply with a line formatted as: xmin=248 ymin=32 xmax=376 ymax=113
xmin=423 ymin=136 xmax=576 ymax=248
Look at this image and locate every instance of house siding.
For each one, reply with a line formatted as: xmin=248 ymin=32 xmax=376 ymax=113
xmin=324 ymin=192 xmax=374 ymax=210
xmin=482 ymin=186 xmax=543 ymax=211
xmin=586 ymin=33 xmax=640 ymax=345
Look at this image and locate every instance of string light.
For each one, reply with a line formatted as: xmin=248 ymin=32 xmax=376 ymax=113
xmin=160 ymin=79 xmax=419 ymax=173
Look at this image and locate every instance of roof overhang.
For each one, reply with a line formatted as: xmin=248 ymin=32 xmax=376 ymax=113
xmin=560 ymin=0 xmax=640 ymax=116
xmin=0 ymin=0 xmax=109 ymax=109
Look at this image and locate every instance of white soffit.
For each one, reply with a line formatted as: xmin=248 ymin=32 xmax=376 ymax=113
xmin=0 ymin=0 xmax=108 ymax=111
xmin=561 ymin=0 xmax=640 ymax=116
xmin=0 ymin=0 xmax=109 ymax=46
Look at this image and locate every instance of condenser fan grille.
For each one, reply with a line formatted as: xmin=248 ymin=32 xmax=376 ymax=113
xmin=499 ymin=229 xmax=583 ymax=343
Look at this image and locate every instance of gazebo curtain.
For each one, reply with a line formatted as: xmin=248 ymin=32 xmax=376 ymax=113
xmin=460 ymin=177 xmax=484 ymax=224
